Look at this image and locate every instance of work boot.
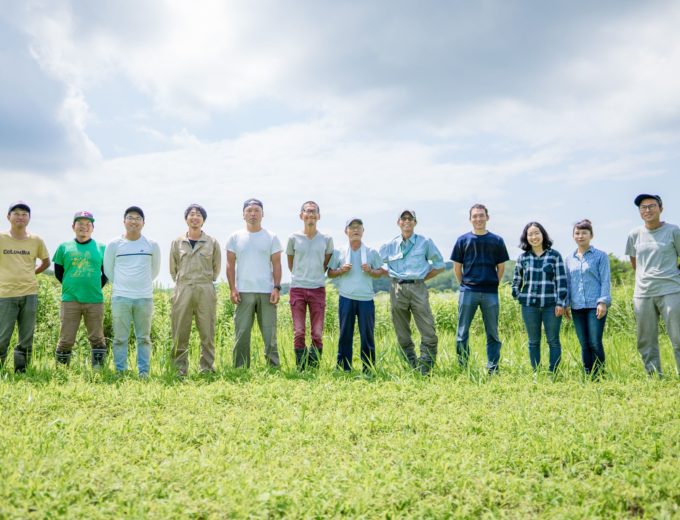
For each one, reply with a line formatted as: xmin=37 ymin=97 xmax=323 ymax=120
xmin=295 ymin=349 xmax=307 ymax=371
xmin=14 ymin=350 xmax=27 ymax=374
xmin=56 ymin=350 xmax=72 ymax=366
xmin=308 ymin=346 xmax=322 ymax=369
xmin=91 ymin=347 xmax=107 ymax=369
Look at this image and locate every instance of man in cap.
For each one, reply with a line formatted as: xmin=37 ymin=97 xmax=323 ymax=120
xmin=170 ymin=203 xmax=221 ymax=376
xmin=286 ymin=201 xmax=334 ymax=369
xmin=380 ymin=210 xmax=445 ymax=375
xmin=451 ymin=203 xmax=509 ymax=373
xmin=104 ymin=206 xmax=161 ymax=377
xmin=52 ymin=211 xmax=108 ymax=368
xmin=226 ymin=198 xmax=282 ymax=368
xmin=327 ymin=218 xmax=385 ymax=372
xmin=626 ymin=194 xmax=680 ymax=375
xmin=0 ymin=201 xmax=50 ymax=372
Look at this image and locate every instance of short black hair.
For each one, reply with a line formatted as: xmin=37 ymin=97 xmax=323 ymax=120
xmin=469 ymin=203 xmax=488 ymax=218
xmin=300 ymin=201 xmax=319 ymax=213
xmin=519 ymin=221 xmax=553 ymax=252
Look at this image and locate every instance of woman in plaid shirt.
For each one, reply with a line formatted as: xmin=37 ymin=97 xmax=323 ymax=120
xmin=511 ymin=222 xmax=568 ymax=372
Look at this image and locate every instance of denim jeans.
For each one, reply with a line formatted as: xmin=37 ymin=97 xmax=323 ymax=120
xmin=456 ymin=291 xmax=501 ymax=371
xmin=337 ymin=296 xmax=375 ymax=371
xmin=571 ymin=308 xmax=606 ymax=376
xmin=0 ymin=295 xmax=38 ymax=370
xmin=520 ymin=305 xmax=562 ymax=372
xmin=111 ymin=297 xmax=153 ymax=375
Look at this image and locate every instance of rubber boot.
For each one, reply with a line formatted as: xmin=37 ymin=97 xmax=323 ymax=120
xmin=308 ymin=346 xmax=322 ymax=369
xmin=56 ymin=350 xmax=72 ymax=366
xmin=14 ymin=350 xmax=27 ymax=374
xmin=91 ymin=347 xmax=107 ymax=369
xmin=295 ymin=349 xmax=307 ymax=371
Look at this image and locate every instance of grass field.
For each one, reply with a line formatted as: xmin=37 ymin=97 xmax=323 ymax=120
xmin=1 ymin=278 xmax=679 ymax=518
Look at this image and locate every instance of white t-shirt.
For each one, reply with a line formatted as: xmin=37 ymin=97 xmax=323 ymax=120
xmin=226 ymin=229 xmax=282 ymax=293
xmin=104 ymin=235 xmax=161 ymax=299
xmin=286 ymin=231 xmax=334 ymax=289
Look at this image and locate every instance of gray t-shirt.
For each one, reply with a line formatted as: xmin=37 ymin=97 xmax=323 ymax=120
xmin=625 ymin=223 xmax=680 ymax=297
xmin=328 ymin=245 xmax=383 ymax=301
xmin=286 ymin=231 xmax=334 ymax=289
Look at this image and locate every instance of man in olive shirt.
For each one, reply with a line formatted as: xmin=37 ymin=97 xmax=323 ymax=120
xmin=53 ymin=211 xmax=108 ymax=368
xmin=0 ymin=201 xmax=50 ymax=373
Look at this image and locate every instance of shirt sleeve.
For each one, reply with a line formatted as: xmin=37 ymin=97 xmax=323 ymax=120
xmin=169 ymin=239 xmax=178 ymax=282
xmin=496 ymin=237 xmax=510 ymax=263
xmin=598 ymin=251 xmax=612 ymax=306
xmin=555 ymin=252 xmax=568 ymax=307
xmin=103 ymin=239 xmax=116 ymax=282
xmin=212 ymin=238 xmax=222 ymax=281
xmin=151 ymin=240 xmax=161 ymax=280
xmin=426 ymin=239 xmax=445 ymax=270
xmin=37 ymin=238 xmax=49 ymax=260
xmin=673 ymin=227 xmax=680 ymax=258
xmin=325 ymin=236 xmax=334 ymax=254
xmin=625 ymin=232 xmax=636 ymax=257
xmin=511 ymin=255 xmax=523 ymax=299
xmin=286 ymin=236 xmax=295 ymax=256
xmin=369 ymin=249 xmax=382 ymax=269
xmin=271 ymin=234 xmax=283 ymax=255
xmin=450 ymin=238 xmax=463 ymax=263
xmin=52 ymin=243 xmax=64 ymax=265
xmin=327 ymin=249 xmax=342 ymax=270
xmin=225 ymin=233 xmax=237 ymax=253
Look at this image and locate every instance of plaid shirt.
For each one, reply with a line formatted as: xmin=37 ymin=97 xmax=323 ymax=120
xmin=512 ymin=248 xmax=568 ymax=307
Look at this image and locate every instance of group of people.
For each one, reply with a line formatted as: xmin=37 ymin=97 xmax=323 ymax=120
xmin=1 ymin=194 xmax=679 ymax=378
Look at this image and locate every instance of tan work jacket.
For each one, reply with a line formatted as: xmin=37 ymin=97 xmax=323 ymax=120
xmin=170 ymin=232 xmax=221 ymax=285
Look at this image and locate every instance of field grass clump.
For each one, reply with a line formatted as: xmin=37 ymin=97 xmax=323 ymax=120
xmin=0 ymin=277 xmax=679 ymax=518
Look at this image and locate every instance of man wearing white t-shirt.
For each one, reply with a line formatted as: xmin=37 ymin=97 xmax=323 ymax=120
xmin=104 ymin=206 xmax=161 ymax=377
xmin=226 ymin=199 xmax=283 ymax=368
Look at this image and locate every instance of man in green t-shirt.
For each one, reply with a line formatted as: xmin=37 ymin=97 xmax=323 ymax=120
xmin=53 ymin=211 xmax=108 ymax=368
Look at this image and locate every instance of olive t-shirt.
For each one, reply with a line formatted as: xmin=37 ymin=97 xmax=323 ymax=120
xmin=0 ymin=232 xmax=50 ymax=297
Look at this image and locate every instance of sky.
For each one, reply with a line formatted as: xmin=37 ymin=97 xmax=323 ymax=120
xmin=1 ymin=0 xmax=679 ymax=286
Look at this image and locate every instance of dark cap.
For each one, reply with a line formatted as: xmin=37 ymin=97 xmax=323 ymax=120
xmin=124 ymin=206 xmax=145 ymax=220
xmin=73 ymin=210 xmax=95 ymax=223
xmin=634 ymin=194 xmax=662 ymax=207
xmin=399 ymin=209 xmax=416 ymax=220
xmin=345 ymin=218 xmax=363 ymax=228
xmin=243 ymin=198 xmax=263 ymax=210
xmin=8 ymin=200 xmax=30 ymax=215
xmin=184 ymin=203 xmax=207 ymax=220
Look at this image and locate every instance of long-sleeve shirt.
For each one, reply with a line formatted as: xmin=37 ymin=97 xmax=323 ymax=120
xmin=511 ymin=248 xmax=568 ymax=308
xmin=379 ymin=233 xmax=445 ymax=280
xmin=104 ymin=235 xmax=161 ymax=299
xmin=170 ymin=232 xmax=221 ymax=285
xmin=565 ymin=246 xmax=611 ymax=309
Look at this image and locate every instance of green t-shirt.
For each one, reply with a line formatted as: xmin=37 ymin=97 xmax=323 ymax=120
xmin=53 ymin=239 xmax=106 ymax=303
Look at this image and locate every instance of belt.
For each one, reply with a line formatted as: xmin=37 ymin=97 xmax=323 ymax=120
xmin=394 ymin=279 xmax=420 ymax=284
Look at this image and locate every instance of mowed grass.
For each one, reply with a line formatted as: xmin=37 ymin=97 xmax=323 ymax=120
xmin=1 ymin=279 xmax=679 ymax=518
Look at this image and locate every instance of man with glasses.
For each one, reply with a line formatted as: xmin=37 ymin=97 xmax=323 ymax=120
xmin=380 ymin=210 xmax=445 ymax=374
xmin=104 ymin=206 xmax=161 ymax=377
xmin=53 ymin=211 xmax=108 ymax=368
xmin=0 ymin=201 xmax=50 ymax=373
xmin=626 ymin=194 xmax=680 ymax=375
xmin=286 ymin=201 xmax=333 ymax=369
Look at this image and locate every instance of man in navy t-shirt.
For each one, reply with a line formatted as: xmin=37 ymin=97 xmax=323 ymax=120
xmin=450 ymin=204 xmax=509 ymax=373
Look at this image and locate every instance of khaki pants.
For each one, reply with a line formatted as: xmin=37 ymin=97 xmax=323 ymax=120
xmin=389 ymin=279 xmax=438 ymax=369
xmin=634 ymin=292 xmax=680 ymax=375
xmin=233 ymin=293 xmax=279 ymax=368
xmin=57 ymin=301 xmax=106 ymax=352
xmin=172 ymin=283 xmax=216 ymax=375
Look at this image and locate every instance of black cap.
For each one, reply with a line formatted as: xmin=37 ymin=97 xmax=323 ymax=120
xmin=184 ymin=203 xmax=207 ymax=220
xmin=124 ymin=206 xmax=145 ymax=220
xmin=8 ymin=200 xmax=31 ymax=215
xmin=634 ymin=194 xmax=662 ymax=207
xmin=243 ymin=198 xmax=264 ymax=210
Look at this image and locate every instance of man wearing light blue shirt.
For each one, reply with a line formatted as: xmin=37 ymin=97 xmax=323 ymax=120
xmin=328 ymin=218 xmax=385 ymax=372
xmin=379 ymin=210 xmax=445 ymax=374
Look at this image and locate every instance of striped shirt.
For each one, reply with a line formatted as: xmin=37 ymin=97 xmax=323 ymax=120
xmin=104 ymin=235 xmax=161 ymax=299
xmin=511 ymin=248 xmax=568 ymax=307
xmin=565 ymin=246 xmax=612 ymax=309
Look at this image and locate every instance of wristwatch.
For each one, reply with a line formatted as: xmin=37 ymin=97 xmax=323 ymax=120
xmin=273 ymin=285 xmax=282 ymax=291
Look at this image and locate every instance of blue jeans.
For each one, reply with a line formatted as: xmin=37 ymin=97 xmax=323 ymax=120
xmin=456 ymin=291 xmax=501 ymax=371
xmin=0 ymin=295 xmax=38 ymax=371
xmin=571 ymin=308 xmax=606 ymax=376
xmin=111 ymin=297 xmax=153 ymax=375
xmin=520 ymin=305 xmax=562 ymax=372
xmin=337 ymin=296 xmax=375 ymax=371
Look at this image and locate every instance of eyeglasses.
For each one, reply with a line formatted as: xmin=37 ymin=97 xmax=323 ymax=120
xmin=125 ymin=216 xmax=143 ymax=222
xmin=400 ymin=217 xmax=414 ymax=222
xmin=639 ymin=203 xmax=659 ymax=211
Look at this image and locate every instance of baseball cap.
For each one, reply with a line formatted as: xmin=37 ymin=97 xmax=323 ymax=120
xmin=243 ymin=198 xmax=264 ymax=210
xmin=634 ymin=194 xmax=662 ymax=207
xmin=73 ymin=210 xmax=95 ymax=223
xmin=8 ymin=200 xmax=30 ymax=215
xmin=345 ymin=218 xmax=363 ymax=228
xmin=124 ymin=206 xmax=145 ymax=220
xmin=399 ymin=209 xmax=416 ymax=220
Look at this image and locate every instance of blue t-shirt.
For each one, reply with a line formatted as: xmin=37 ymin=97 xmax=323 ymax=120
xmin=450 ymin=231 xmax=509 ymax=293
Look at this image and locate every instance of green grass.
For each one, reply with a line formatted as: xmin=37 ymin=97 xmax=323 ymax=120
xmin=1 ymin=278 xmax=679 ymax=518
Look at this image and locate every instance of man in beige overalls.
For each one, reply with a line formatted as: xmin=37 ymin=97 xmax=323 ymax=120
xmin=170 ymin=204 xmax=221 ymax=376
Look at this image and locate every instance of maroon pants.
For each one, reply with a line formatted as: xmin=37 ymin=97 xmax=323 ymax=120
xmin=289 ymin=287 xmax=326 ymax=350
